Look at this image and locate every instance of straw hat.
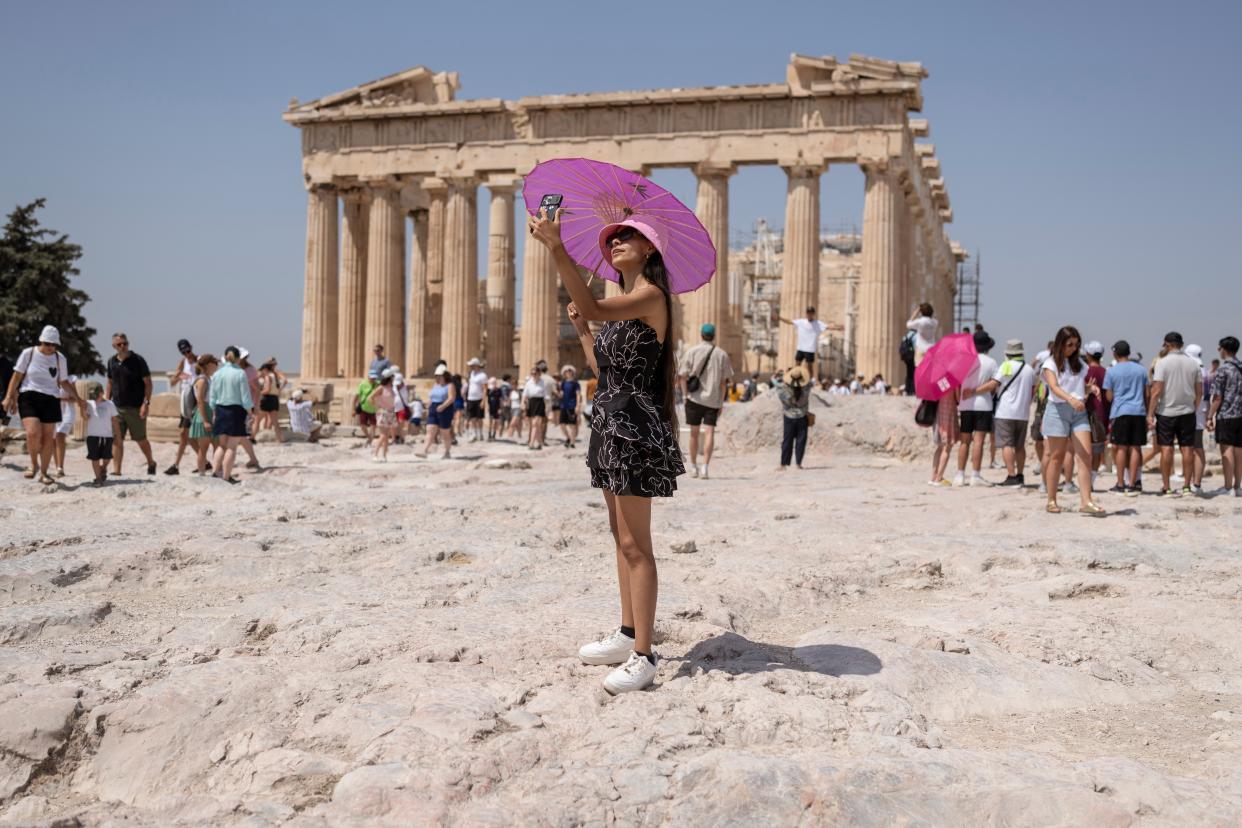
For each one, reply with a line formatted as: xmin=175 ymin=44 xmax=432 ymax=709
xmin=786 ymin=365 xmax=809 ymax=384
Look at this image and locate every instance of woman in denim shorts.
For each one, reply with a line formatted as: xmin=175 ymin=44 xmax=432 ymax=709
xmin=1040 ymin=325 xmax=1105 ymax=515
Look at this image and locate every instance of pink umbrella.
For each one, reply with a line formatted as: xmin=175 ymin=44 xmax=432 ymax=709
xmin=915 ymin=333 xmax=978 ymax=401
xmin=522 ymin=158 xmax=716 ymax=294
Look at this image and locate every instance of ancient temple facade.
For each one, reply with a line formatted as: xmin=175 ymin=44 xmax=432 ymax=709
xmin=285 ymin=54 xmax=964 ymax=383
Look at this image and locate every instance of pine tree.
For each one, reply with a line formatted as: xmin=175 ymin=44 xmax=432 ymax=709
xmin=0 ymin=199 xmax=102 ymax=375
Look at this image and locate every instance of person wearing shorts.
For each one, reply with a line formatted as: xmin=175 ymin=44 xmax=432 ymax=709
xmin=84 ymin=384 xmax=118 ymax=486
xmin=53 ymin=379 xmax=77 ymax=478
xmin=418 ymin=365 xmax=456 ymax=459
xmin=523 ymin=367 xmax=548 ymax=450
xmin=1149 ymin=331 xmax=1202 ymax=496
xmin=106 ymin=332 xmax=157 ymax=476
xmin=356 ymin=371 xmax=379 ymax=444
xmin=779 ymin=307 xmax=826 ymax=374
xmin=1103 ymin=340 xmax=1149 ymax=496
xmin=1207 ymin=336 xmax=1242 ymax=496
xmin=678 ymin=323 xmax=733 ymax=479
xmin=952 ymin=331 xmax=998 ymax=486
xmin=989 ymin=340 xmax=1035 ymax=487
xmin=207 ymin=346 xmax=254 ymax=484
xmin=3 ymin=326 xmax=86 ymax=485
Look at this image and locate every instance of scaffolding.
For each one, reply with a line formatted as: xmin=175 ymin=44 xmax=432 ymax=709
xmin=954 ymin=249 xmax=981 ymax=332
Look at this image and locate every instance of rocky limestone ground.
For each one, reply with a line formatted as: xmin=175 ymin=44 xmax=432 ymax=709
xmin=1 ymin=395 xmax=1241 ymax=826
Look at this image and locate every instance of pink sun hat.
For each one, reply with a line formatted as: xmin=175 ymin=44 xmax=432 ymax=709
xmin=597 ymin=218 xmax=665 ymax=268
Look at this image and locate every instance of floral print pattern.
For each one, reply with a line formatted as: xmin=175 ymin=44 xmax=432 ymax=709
xmin=587 ymin=319 xmax=684 ymax=497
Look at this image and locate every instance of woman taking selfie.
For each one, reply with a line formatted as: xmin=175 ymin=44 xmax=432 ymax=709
xmin=1040 ymin=325 xmax=1105 ymax=515
xmin=529 ymin=210 xmax=685 ymax=695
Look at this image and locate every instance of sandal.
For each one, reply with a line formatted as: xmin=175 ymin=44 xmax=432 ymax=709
xmin=38 ymin=474 xmax=56 ymax=486
xmin=24 ymin=468 xmax=36 ymax=479
xmin=1046 ymin=501 xmax=1062 ymax=514
xmin=1081 ymin=502 xmax=1106 ymax=516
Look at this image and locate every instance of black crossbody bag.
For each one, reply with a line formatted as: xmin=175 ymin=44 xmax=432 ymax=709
xmin=685 ymin=345 xmax=715 ymax=394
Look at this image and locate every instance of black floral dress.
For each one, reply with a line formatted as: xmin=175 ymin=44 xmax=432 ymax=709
xmin=588 ymin=319 xmax=685 ymax=497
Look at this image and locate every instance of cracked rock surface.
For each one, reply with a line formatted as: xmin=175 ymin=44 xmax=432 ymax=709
xmin=1 ymin=396 xmax=1241 ymax=825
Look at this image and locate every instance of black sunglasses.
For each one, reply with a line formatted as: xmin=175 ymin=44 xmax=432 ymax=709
xmin=605 ymin=227 xmax=638 ymax=248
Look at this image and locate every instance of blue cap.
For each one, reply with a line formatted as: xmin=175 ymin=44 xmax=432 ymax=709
xmin=701 ymin=323 xmax=716 ymax=338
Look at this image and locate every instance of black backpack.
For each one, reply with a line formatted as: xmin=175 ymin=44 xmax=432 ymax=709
xmin=899 ymin=331 xmax=916 ymax=362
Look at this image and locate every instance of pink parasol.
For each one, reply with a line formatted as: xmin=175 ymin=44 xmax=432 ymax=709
xmin=522 ymin=158 xmax=716 ymax=294
xmin=915 ymin=333 xmax=978 ymax=401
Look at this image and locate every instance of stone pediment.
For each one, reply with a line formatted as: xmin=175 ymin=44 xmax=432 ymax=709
xmin=289 ymin=66 xmax=460 ymax=114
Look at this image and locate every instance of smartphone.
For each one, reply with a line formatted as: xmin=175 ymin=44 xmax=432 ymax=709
xmin=539 ymin=193 xmax=563 ymax=221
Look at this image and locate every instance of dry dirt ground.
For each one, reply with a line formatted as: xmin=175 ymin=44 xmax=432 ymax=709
xmin=1 ymin=395 xmax=1240 ymax=826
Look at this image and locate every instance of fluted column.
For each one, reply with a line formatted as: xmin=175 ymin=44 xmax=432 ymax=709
xmin=857 ymin=161 xmax=903 ymax=383
xmin=300 ymin=184 xmax=338 ymax=379
xmin=519 ymin=226 xmax=559 ymax=376
xmin=406 ymin=208 xmax=430 ymax=375
xmin=364 ymin=180 xmax=405 ymax=368
xmin=777 ymin=162 xmax=824 ymax=367
xmin=338 ymin=188 xmax=370 ymax=378
xmin=423 ymin=178 xmax=447 ymax=369
xmin=686 ymin=162 xmax=734 ymax=360
xmin=440 ymin=175 xmax=479 ymax=371
xmin=484 ymin=180 xmax=517 ymax=369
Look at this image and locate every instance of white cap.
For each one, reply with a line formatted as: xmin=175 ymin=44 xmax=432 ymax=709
xmin=434 ymin=364 xmax=448 ymax=376
xmin=1186 ymin=344 xmax=1203 ymax=364
xmin=1085 ymin=341 xmax=1104 ymax=356
xmin=291 ymin=388 xmax=304 ymax=400
xmin=467 ymin=357 xmax=481 ymax=367
xmin=238 ymin=347 xmax=250 ymax=360
xmin=381 ymin=367 xmax=395 ymax=379
xmin=393 ymin=373 xmax=404 ymax=384
xmin=39 ymin=325 xmax=61 ymax=345
xmin=1035 ymin=350 xmax=1050 ymax=364
xmin=388 ymin=364 xmax=400 ymax=374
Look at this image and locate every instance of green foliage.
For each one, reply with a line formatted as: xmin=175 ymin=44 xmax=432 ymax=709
xmin=0 ymin=199 xmax=102 ymax=375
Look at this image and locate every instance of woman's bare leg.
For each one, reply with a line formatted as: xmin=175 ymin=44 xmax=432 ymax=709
xmin=1045 ymin=437 xmax=1067 ymax=505
xmin=603 ymin=491 xmax=634 ymax=631
xmin=614 ymin=494 xmax=657 ymax=655
xmin=54 ymin=432 xmax=67 ymax=472
xmin=1072 ymin=431 xmax=1094 ymax=508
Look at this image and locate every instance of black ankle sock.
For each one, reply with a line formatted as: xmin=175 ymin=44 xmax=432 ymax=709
xmin=635 ymin=650 xmax=656 ymax=665
xmin=619 ymin=625 xmax=635 ymax=639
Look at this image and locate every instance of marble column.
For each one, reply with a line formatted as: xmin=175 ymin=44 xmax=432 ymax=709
xmin=338 ymin=188 xmax=370 ymax=378
xmin=439 ymin=176 xmax=479 ymax=372
xmin=300 ymin=184 xmax=338 ymax=379
xmin=687 ymin=162 xmax=734 ymax=361
xmin=364 ymin=181 xmax=405 ymax=370
xmin=519 ymin=229 xmax=559 ymax=376
xmin=857 ymin=161 xmax=903 ymax=384
xmin=777 ymin=163 xmax=824 ymax=368
xmin=484 ymin=181 xmax=517 ymax=369
xmin=406 ymin=208 xmax=430 ymax=376
xmin=423 ymin=178 xmax=447 ymax=368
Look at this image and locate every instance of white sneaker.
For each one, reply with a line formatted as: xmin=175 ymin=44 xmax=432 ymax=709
xmin=700 ymin=464 xmax=709 ymax=480
xmin=951 ymin=471 xmax=966 ymax=487
xmin=1091 ymin=471 xmax=1099 ymax=489
xmin=578 ymin=629 xmax=635 ymax=665
xmin=1062 ymin=482 xmax=1079 ymax=494
xmin=603 ymin=651 xmax=658 ymax=695
xmin=1038 ymin=481 xmax=1048 ymax=494
xmin=990 ymin=460 xmax=1003 ymax=470
xmin=690 ymin=465 xmax=699 ymax=479
xmin=970 ymin=473 xmax=991 ymax=487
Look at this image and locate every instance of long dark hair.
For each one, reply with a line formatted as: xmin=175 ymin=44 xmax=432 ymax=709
xmin=1052 ymin=325 xmax=1083 ymax=373
xmin=617 ymin=251 xmax=679 ymax=432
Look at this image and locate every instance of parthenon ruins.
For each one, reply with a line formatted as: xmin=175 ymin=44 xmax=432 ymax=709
xmin=286 ymin=53 xmax=964 ymax=384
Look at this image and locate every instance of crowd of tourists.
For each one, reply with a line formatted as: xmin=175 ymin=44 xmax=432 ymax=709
xmin=906 ymin=304 xmax=1242 ymax=514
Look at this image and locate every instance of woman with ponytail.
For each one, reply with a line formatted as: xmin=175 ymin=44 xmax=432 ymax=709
xmin=529 ymin=211 xmax=684 ymax=695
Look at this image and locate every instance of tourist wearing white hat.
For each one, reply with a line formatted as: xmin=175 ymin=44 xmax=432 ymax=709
xmin=235 ymin=347 xmax=263 ymax=471
xmin=2 ymin=325 xmax=87 ymax=485
xmin=417 ymin=364 xmax=456 ymax=459
xmin=368 ymin=368 xmax=398 ymax=462
xmin=465 ymin=357 xmax=488 ymax=442
xmin=989 ymin=339 xmax=1035 ymax=487
xmin=286 ymin=388 xmax=322 ymax=442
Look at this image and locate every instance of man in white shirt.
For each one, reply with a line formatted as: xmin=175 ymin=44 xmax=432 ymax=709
xmin=464 ymin=357 xmax=488 ymax=442
xmin=953 ymin=331 xmax=1000 ymax=486
xmin=1149 ymin=331 xmax=1203 ymax=496
xmin=779 ymin=306 xmax=826 ymax=373
xmin=286 ymin=388 xmax=322 ymax=442
xmin=986 ymin=339 xmax=1035 ymax=487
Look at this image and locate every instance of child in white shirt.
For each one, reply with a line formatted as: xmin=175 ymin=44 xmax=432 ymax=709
xmin=84 ymin=384 xmax=119 ymax=486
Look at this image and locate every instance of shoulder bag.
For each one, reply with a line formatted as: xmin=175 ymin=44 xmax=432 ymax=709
xmin=685 ymin=345 xmax=715 ymax=394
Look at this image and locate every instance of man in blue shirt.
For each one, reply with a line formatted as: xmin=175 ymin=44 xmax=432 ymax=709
xmin=1103 ymin=340 xmax=1149 ymax=495
xmin=369 ymin=344 xmax=391 ymax=378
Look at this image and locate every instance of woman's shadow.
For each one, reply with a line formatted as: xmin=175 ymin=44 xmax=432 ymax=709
xmin=670 ymin=631 xmax=882 ymax=679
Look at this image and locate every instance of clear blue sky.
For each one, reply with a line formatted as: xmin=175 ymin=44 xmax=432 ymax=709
xmin=4 ymin=0 xmax=1240 ymax=374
